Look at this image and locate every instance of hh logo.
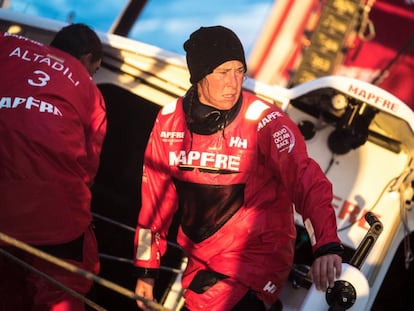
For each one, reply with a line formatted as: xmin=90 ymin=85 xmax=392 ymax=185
xmin=263 ymin=281 xmax=277 ymax=294
xmin=229 ymin=136 xmax=247 ymax=149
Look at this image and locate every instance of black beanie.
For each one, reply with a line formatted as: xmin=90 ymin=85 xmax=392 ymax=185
xmin=183 ymin=26 xmax=247 ymax=84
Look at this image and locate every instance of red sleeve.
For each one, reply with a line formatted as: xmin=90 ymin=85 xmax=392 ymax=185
xmin=133 ymin=104 xmax=179 ymax=269
xmin=84 ymin=87 xmax=107 ymax=186
xmin=258 ymin=107 xmax=341 ymax=253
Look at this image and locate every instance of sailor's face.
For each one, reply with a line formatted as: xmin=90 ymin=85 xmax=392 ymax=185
xmin=80 ymin=53 xmax=101 ymax=76
xmin=197 ymin=60 xmax=245 ymax=110
xmin=85 ymin=59 xmax=101 ymax=76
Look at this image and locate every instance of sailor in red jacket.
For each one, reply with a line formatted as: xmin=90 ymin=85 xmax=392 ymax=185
xmin=134 ymin=26 xmax=343 ymax=310
xmin=0 ymin=24 xmax=106 ymax=311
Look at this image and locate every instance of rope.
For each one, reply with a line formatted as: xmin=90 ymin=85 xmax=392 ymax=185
xmin=99 ymin=253 xmax=184 ymax=274
xmin=93 ymin=212 xmax=136 ymax=233
xmin=92 ymin=212 xmax=181 ymax=250
xmin=358 ymin=0 xmax=376 ymax=41
xmin=0 ymin=231 xmax=171 ymax=311
xmin=0 ymin=248 xmax=107 ymax=311
xmin=371 ymin=32 xmax=414 ymax=85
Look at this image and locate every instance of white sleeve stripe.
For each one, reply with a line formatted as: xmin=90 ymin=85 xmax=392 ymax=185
xmin=136 ymin=228 xmax=152 ymax=260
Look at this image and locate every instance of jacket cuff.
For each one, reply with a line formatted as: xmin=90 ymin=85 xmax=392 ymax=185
xmin=314 ymin=242 xmax=344 ymax=259
xmin=134 ymin=267 xmax=159 ymax=279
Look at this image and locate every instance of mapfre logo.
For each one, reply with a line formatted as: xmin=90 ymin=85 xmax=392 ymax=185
xmin=160 ymin=131 xmax=184 ymax=139
xmin=169 ymin=150 xmax=241 ymax=171
xmin=258 ymin=111 xmax=283 ymax=131
xmin=160 ymin=131 xmax=185 ymax=142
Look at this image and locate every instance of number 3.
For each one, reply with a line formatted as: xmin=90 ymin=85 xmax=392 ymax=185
xmin=28 ymin=70 xmax=50 ymax=87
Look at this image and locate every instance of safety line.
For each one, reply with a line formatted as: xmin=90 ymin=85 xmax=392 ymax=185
xmin=92 ymin=212 xmax=181 ymax=249
xmin=92 ymin=212 xmax=136 ymax=233
xmin=0 ymin=231 xmax=172 ymax=311
xmin=99 ymin=253 xmax=184 ymax=274
xmin=0 ymin=248 xmax=107 ymax=311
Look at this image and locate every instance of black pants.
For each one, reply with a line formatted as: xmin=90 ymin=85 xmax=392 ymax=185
xmin=181 ymin=290 xmax=283 ymax=311
xmin=232 ymin=290 xmax=267 ymax=310
xmin=181 ymin=270 xmax=283 ymax=311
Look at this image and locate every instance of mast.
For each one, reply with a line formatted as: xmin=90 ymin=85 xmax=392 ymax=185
xmin=108 ymin=0 xmax=148 ymax=36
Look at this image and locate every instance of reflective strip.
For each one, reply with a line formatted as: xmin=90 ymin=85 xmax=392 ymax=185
xmin=304 ymin=218 xmax=316 ymax=246
xmin=136 ymin=228 xmax=152 ymax=261
xmin=161 ymin=100 xmax=177 ymax=115
xmin=245 ymin=99 xmax=269 ymax=120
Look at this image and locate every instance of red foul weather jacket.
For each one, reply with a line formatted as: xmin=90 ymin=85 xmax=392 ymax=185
xmin=134 ymin=90 xmax=340 ymax=303
xmin=0 ymin=32 xmax=106 ymax=245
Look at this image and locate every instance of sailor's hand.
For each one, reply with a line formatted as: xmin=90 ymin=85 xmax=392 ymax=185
xmin=309 ymin=254 xmax=342 ymax=291
xmin=135 ymin=277 xmax=156 ymax=310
